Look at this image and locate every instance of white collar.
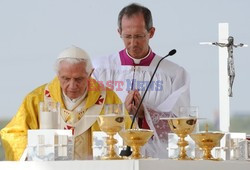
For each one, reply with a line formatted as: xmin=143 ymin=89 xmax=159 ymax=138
xmin=62 ymin=89 xmax=87 ymax=110
xmin=126 ymin=49 xmax=151 ymax=64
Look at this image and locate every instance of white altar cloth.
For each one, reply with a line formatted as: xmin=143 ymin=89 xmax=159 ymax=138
xmin=0 ymin=159 xmax=249 ymax=170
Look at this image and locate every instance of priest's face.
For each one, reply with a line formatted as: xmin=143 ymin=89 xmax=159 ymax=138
xmin=58 ymin=61 xmax=89 ymax=99
xmin=118 ymin=13 xmax=155 ymax=59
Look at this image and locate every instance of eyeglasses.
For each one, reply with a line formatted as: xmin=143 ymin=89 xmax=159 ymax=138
xmin=121 ymin=34 xmax=147 ymax=40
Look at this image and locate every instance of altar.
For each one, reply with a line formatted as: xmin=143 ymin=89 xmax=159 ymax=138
xmin=0 ymin=159 xmax=250 ymax=170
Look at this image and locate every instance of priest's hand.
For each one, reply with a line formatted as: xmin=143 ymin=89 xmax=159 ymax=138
xmin=124 ymin=90 xmax=144 ymax=118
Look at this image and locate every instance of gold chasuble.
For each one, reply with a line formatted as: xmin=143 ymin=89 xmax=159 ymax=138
xmin=0 ymin=77 xmax=130 ymax=160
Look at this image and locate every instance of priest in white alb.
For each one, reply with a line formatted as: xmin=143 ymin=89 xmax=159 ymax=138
xmin=93 ymin=3 xmax=190 ymax=158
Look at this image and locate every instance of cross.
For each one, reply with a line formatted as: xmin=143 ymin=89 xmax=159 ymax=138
xmin=200 ymin=23 xmax=248 ymax=160
xmin=200 ymin=23 xmax=247 ymax=132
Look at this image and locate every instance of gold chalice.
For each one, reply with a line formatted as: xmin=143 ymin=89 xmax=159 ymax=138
xmin=97 ymin=104 xmax=125 ymax=160
xmin=167 ymin=117 xmax=197 ymax=160
xmin=119 ymin=129 xmax=153 ymax=159
xmin=161 ymin=106 xmax=198 ymax=160
xmin=190 ymin=129 xmax=224 ymax=161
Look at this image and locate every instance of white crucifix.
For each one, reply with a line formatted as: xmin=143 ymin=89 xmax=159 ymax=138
xmin=200 ymin=23 xmax=247 ymax=132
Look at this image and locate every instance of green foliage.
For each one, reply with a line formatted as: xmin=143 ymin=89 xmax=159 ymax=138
xmin=199 ymin=114 xmax=250 ymax=134
xmin=0 ymin=120 xmax=9 ymax=161
xmin=230 ymin=115 xmax=250 ymax=134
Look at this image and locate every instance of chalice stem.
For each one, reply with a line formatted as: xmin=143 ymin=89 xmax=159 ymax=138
xmin=131 ymin=146 xmax=142 ymax=159
xmin=203 ymin=148 xmax=213 ymax=159
xmin=106 ymin=133 xmax=118 ymax=157
xmin=178 ymin=135 xmax=188 ymax=159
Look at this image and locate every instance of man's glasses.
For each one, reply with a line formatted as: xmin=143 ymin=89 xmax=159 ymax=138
xmin=121 ymin=34 xmax=147 ymax=40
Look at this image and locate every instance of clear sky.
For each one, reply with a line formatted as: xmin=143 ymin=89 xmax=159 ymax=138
xmin=0 ymin=0 xmax=249 ymax=124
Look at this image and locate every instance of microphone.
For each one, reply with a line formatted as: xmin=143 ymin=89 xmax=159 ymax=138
xmin=120 ymin=49 xmax=177 ymax=157
xmin=168 ymin=49 xmax=177 ymax=56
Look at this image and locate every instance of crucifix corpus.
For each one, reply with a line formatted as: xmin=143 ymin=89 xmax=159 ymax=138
xmin=212 ymin=36 xmax=247 ymax=97
xmin=201 ymin=25 xmax=247 ymax=97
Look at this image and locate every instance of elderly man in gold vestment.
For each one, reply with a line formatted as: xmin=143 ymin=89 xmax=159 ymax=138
xmin=0 ymin=46 xmax=130 ymax=160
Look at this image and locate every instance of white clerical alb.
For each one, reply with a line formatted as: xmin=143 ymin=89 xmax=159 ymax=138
xmin=93 ymin=49 xmax=190 ymax=158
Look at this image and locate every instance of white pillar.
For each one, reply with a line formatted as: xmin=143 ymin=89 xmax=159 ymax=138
xmin=218 ymin=23 xmax=231 ymax=160
xmin=218 ymin=23 xmax=230 ymax=132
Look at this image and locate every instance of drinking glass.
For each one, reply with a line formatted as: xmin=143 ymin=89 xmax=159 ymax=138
xmin=39 ymin=101 xmax=60 ymax=129
xmin=178 ymin=106 xmax=198 ymax=118
xmin=103 ymin=104 xmax=124 ymax=115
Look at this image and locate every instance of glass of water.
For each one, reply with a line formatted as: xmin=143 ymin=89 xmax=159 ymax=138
xmin=39 ymin=101 xmax=60 ymax=129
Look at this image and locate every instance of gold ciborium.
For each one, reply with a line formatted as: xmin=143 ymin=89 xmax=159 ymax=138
xmin=167 ymin=117 xmax=197 ymax=160
xmin=190 ymin=127 xmax=224 ymax=161
xmin=97 ymin=104 xmax=125 ymax=160
xmin=119 ymin=129 xmax=153 ymax=159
